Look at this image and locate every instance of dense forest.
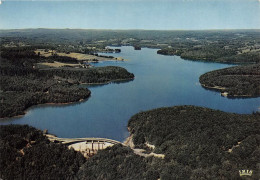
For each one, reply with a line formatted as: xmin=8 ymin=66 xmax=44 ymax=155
xmin=1 ymin=29 xmax=259 ymax=63
xmin=157 ymin=45 xmax=260 ymax=63
xmin=199 ymin=63 xmax=260 ymax=97
xmin=1 ymin=106 xmax=259 ymax=179
xmin=0 ymin=125 xmax=86 ymax=179
xmin=77 ymin=144 xmax=153 ymax=180
xmin=0 ymin=47 xmax=134 ymax=118
xmin=127 ymin=106 xmax=260 ymax=179
xmin=0 ymin=125 xmax=154 ymax=180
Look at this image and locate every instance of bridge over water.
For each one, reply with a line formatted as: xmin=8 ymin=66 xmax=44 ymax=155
xmin=45 ymin=134 xmax=122 ymax=158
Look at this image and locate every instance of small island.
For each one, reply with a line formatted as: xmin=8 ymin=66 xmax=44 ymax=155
xmin=199 ymin=64 xmax=260 ymax=97
xmin=134 ymin=45 xmax=141 ymax=50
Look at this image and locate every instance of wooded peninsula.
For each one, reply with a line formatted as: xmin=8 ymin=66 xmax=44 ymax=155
xmin=200 ymin=64 xmax=260 ymax=97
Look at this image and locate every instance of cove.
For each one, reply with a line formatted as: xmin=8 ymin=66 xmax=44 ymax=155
xmin=1 ymin=46 xmax=259 ymax=142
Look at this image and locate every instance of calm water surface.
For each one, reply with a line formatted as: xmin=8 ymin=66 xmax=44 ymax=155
xmin=1 ymin=47 xmax=259 ymax=141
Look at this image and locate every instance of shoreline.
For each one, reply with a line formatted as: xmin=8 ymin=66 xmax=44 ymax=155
xmin=81 ymin=77 xmax=134 ymax=85
xmin=123 ymin=132 xmax=165 ymax=159
xmin=0 ymin=97 xmax=90 ymax=120
xmin=157 ymin=52 xmax=259 ymax=65
xmin=0 ymin=77 xmax=134 ymax=120
xmin=200 ymin=83 xmax=227 ymax=90
xmin=200 ymin=83 xmax=257 ymax=98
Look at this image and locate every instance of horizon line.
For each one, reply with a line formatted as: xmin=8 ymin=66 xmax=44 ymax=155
xmin=1 ymin=28 xmax=260 ymax=31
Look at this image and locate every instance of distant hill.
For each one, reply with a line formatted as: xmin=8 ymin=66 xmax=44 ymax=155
xmin=1 ymin=29 xmax=259 ymax=63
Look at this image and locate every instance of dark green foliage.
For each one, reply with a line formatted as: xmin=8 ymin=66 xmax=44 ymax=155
xmin=0 ymin=86 xmax=90 ymax=118
xmin=158 ymin=46 xmax=260 ymax=64
xmin=0 ymin=47 xmax=38 ymax=60
xmin=134 ymin=45 xmax=141 ymax=50
xmin=0 ymin=125 xmax=86 ymax=180
xmin=0 ymin=68 xmax=91 ymax=117
xmin=48 ymin=55 xmax=78 ymax=64
xmin=43 ymin=66 xmax=134 ymax=84
xmin=127 ymin=106 xmax=260 ymax=179
xmin=77 ymin=144 xmax=157 ymax=180
xmin=200 ymin=64 xmax=260 ymax=97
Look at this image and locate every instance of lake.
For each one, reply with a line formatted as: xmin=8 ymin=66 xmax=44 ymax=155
xmin=1 ymin=46 xmax=259 ymax=142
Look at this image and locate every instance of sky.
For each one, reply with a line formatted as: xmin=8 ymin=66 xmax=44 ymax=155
xmin=0 ymin=0 xmax=260 ymax=30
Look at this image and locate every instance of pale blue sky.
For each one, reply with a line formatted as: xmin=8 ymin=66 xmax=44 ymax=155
xmin=0 ymin=0 xmax=260 ymax=30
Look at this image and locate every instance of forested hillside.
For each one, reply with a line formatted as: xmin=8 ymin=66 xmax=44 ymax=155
xmin=0 ymin=125 xmax=86 ymax=179
xmin=0 ymin=125 xmax=153 ymax=180
xmin=77 ymin=144 xmax=153 ymax=180
xmin=199 ymin=64 xmax=260 ymax=97
xmin=127 ymin=106 xmax=260 ymax=179
xmin=157 ymin=45 xmax=260 ymax=63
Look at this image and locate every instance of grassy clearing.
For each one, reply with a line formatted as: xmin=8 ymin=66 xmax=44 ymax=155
xmin=35 ymin=49 xmax=123 ymax=61
xmin=37 ymin=61 xmax=80 ymax=68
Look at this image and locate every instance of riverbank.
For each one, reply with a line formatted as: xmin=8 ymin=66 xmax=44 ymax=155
xmin=81 ymin=77 xmax=134 ymax=86
xmin=157 ymin=49 xmax=260 ymax=64
xmin=200 ymin=83 xmax=256 ymax=98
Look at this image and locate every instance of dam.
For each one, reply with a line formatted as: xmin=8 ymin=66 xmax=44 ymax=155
xmin=45 ymin=134 xmax=122 ymax=158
